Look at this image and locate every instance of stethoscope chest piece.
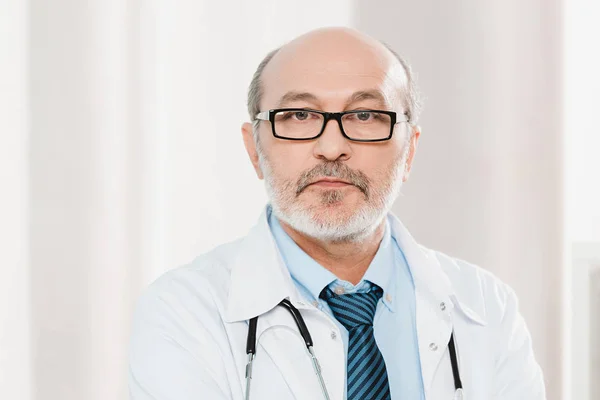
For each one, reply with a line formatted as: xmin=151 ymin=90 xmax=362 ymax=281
xmin=454 ymin=388 xmax=464 ymax=400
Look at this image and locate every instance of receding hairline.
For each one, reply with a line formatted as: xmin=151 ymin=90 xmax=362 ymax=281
xmin=247 ymin=37 xmax=421 ymax=133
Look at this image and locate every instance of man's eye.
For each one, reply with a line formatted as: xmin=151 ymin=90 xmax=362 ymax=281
xmin=280 ymin=111 xmax=311 ymax=121
xmin=294 ymin=111 xmax=309 ymax=120
xmin=357 ymin=112 xmax=372 ymax=121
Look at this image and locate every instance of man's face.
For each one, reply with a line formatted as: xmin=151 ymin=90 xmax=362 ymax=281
xmin=243 ymin=30 xmax=419 ymax=242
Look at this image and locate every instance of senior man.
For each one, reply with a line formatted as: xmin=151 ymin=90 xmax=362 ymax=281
xmin=128 ymin=27 xmax=546 ymax=399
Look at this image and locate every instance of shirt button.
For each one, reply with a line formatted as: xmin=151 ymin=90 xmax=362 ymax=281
xmin=385 ymin=293 xmax=392 ymax=303
xmin=311 ymin=300 xmax=319 ymax=307
xmin=440 ymin=302 xmax=446 ymax=311
xmin=334 ymin=286 xmax=345 ymax=295
xmin=331 ymin=331 xmax=337 ymax=340
xmin=429 ymin=342 xmax=438 ymax=351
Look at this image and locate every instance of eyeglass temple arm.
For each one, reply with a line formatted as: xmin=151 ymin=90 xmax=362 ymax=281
xmin=255 ymin=111 xmax=269 ymax=121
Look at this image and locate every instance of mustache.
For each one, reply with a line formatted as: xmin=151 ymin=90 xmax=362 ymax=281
xmin=296 ymin=162 xmax=370 ymax=196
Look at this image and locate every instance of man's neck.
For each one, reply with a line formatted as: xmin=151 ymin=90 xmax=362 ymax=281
xmin=278 ymin=218 xmax=386 ymax=285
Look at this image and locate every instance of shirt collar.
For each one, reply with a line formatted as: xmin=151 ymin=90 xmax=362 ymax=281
xmin=361 ymin=218 xmax=396 ymax=311
xmin=268 ymin=208 xmax=397 ymax=312
xmin=268 ymin=210 xmax=337 ymax=302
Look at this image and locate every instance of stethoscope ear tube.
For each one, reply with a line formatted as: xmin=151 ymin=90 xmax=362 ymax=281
xmin=278 ymin=299 xmax=314 ymax=347
xmin=246 ymin=317 xmax=258 ymax=355
xmin=449 ymin=333 xmax=463 ymax=390
xmin=245 ymin=317 xmax=258 ymax=400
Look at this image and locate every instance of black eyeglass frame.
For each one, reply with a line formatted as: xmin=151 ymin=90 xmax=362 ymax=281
xmin=254 ymin=108 xmax=409 ymax=142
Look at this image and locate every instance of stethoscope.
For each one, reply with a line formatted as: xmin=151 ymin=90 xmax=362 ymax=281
xmin=244 ymin=299 xmax=464 ymax=400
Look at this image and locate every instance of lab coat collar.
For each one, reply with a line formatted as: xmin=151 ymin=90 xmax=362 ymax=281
xmin=387 ymin=212 xmax=487 ymax=326
xmin=224 ymin=206 xmax=295 ymax=323
xmin=225 ymin=205 xmax=487 ymax=326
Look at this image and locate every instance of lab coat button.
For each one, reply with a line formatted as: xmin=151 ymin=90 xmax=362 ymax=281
xmin=440 ymin=302 xmax=446 ymax=311
xmin=331 ymin=331 xmax=337 ymax=340
xmin=429 ymin=342 xmax=438 ymax=351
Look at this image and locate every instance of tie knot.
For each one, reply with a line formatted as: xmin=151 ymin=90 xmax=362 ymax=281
xmin=320 ymin=286 xmax=383 ymax=330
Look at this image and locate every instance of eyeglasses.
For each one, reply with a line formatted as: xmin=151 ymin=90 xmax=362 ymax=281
xmin=254 ymin=108 xmax=409 ymax=142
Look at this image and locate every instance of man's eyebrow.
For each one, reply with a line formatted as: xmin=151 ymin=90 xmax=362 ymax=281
xmin=345 ymin=90 xmax=389 ymax=108
xmin=274 ymin=89 xmax=389 ymax=109
xmin=276 ymin=91 xmax=319 ymax=108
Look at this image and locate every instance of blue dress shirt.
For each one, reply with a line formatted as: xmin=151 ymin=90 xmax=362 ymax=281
xmin=268 ymin=207 xmax=425 ymax=399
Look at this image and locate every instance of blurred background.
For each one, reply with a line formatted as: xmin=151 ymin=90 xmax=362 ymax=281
xmin=1 ymin=0 xmax=599 ymax=399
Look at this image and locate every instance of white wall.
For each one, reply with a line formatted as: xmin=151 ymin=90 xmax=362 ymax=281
xmin=0 ymin=0 xmax=32 ymax=398
xmin=28 ymin=0 xmax=142 ymax=398
xmin=564 ymin=1 xmax=600 ymax=399
xmin=565 ymin=0 xmax=600 ymax=244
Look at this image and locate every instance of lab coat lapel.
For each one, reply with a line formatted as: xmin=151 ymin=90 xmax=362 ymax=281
xmin=415 ymin=286 xmax=453 ymax=393
xmin=388 ymin=214 xmax=454 ymax=393
xmin=224 ymin=208 xmax=292 ymax=324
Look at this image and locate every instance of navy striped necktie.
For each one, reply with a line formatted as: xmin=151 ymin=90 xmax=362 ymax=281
xmin=321 ymin=286 xmax=391 ymax=400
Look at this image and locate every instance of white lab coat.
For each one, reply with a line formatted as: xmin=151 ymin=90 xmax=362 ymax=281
xmin=128 ymin=207 xmax=546 ymax=399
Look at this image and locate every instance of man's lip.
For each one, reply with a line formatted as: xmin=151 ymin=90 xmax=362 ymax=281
xmin=312 ymin=178 xmax=351 ymax=185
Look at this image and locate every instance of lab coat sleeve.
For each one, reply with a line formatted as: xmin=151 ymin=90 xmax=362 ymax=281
xmin=128 ymin=275 xmax=232 ymax=400
xmin=493 ymin=285 xmax=547 ymax=399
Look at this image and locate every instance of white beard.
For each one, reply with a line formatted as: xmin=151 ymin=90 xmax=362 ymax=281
xmin=257 ymin=140 xmax=409 ymax=243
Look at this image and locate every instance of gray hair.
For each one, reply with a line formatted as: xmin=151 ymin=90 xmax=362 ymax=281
xmin=248 ymin=48 xmax=280 ymax=136
xmin=247 ymin=41 xmax=422 ymax=140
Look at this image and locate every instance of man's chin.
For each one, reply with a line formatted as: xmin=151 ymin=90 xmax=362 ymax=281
xmin=301 ymin=188 xmax=363 ymax=207
xmin=304 ymin=196 xmax=359 ymax=212
xmin=301 ymin=200 xmax=364 ymax=225
xmin=273 ymin=199 xmax=381 ymax=242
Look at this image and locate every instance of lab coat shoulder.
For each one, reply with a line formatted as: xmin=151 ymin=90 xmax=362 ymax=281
xmin=431 ymin=248 xmax=511 ymax=323
xmin=428 ymin=248 xmax=547 ymax=399
xmin=128 ymin=239 xmax=242 ymax=400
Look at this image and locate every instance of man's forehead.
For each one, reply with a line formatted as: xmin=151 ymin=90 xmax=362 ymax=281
xmin=261 ymin=62 xmax=407 ymax=110
xmin=260 ymin=31 xmax=407 ymax=109
xmin=272 ymin=88 xmax=391 ymax=110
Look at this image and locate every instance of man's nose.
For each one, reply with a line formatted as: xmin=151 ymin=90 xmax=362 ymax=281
xmin=313 ymin=117 xmax=352 ymax=161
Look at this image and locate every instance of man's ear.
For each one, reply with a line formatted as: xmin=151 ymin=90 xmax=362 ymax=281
xmin=402 ymin=125 xmax=421 ymax=182
xmin=241 ymin=122 xmax=264 ymax=180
